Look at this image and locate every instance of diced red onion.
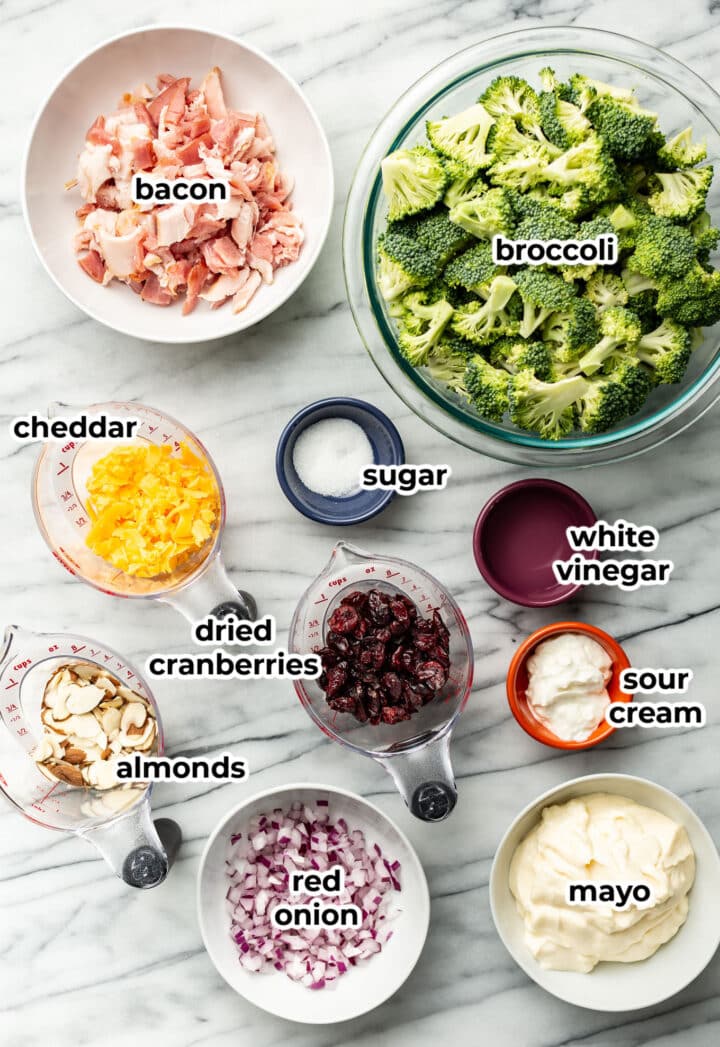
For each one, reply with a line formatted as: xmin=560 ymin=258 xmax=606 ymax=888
xmin=225 ymin=800 xmax=400 ymax=990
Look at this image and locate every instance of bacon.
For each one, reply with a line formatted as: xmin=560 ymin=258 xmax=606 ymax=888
xmin=140 ymin=273 xmax=173 ymax=306
xmin=201 ymin=67 xmax=227 ymax=119
xmin=147 ymin=77 xmax=190 ymax=125
xmin=73 ymin=66 xmax=303 ymax=315
xmin=78 ymin=250 xmax=106 ymax=283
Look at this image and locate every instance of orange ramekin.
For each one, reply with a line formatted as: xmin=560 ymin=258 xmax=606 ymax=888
xmin=506 ymin=621 xmax=632 ymax=750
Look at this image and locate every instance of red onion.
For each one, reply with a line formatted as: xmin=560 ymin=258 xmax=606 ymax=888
xmin=225 ymin=801 xmax=400 ymax=989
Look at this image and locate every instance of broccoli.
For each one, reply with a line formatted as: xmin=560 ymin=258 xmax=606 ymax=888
xmin=515 ymin=203 xmax=577 ymax=243
xmin=443 ymin=163 xmax=486 ymax=208
xmin=377 ymin=229 xmax=439 ymax=299
xmin=689 ymin=211 xmax=720 ymax=263
xmin=629 ymin=289 xmax=661 ymax=333
xmin=542 ymin=297 xmax=600 ymax=359
xmin=396 ymin=291 xmax=454 ymax=365
xmin=444 ymin=241 xmax=504 ymax=294
xmin=427 ymin=103 xmax=497 ymax=169
xmin=604 ymin=202 xmax=639 ymax=251
xmin=448 ymin=187 xmax=515 ymax=240
xmin=412 ymin=207 xmax=474 ymax=266
xmin=489 ymin=337 xmax=555 ymax=381
xmin=627 ymin=215 xmax=698 ymax=280
xmin=479 ymin=76 xmax=543 ymax=132
xmin=635 ymin=319 xmax=693 ymax=383
xmin=578 ymin=306 xmax=642 ymax=375
xmin=544 ymin=133 xmax=621 ymax=204
xmin=464 ymin=355 xmax=511 ymax=421
xmin=560 ymin=215 xmax=616 ymax=281
xmin=578 ymin=373 xmax=632 ymax=433
xmin=646 ymin=167 xmax=713 ymax=221
xmin=381 ymin=145 xmax=448 ymax=221
xmin=513 ymin=268 xmax=578 ymax=339
xmin=538 ymin=67 xmax=572 ymax=98
xmin=622 ymin=268 xmax=659 ymax=296
xmin=585 ymin=271 xmax=629 ymax=311
xmin=539 ymin=91 xmax=591 ymax=149
xmin=508 ymin=371 xmax=589 ymax=440
xmin=424 ymin=346 xmax=470 ymax=395
xmin=489 ymin=114 xmax=560 ymax=160
xmin=450 ymin=275 xmax=519 ymax=346
xmin=658 ymin=127 xmax=707 ymax=169
xmin=655 ymin=262 xmax=720 ymax=327
xmin=568 ymin=74 xmax=637 ymax=113
xmin=489 ymin=145 xmax=551 ymax=192
xmin=607 ymin=357 xmax=655 ymax=414
xmin=586 ymin=95 xmax=660 ymax=161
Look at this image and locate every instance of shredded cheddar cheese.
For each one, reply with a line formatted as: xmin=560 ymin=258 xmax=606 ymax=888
xmin=85 ymin=443 xmax=220 ymax=578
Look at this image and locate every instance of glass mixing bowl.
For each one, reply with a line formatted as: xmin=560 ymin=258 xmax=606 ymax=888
xmin=343 ymin=26 xmax=720 ymax=466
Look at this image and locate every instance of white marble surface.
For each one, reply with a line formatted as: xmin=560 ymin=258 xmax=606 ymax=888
xmin=2 ymin=1 xmax=720 ymax=1044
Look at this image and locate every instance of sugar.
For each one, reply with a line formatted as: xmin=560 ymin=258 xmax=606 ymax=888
xmin=292 ymin=418 xmax=374 ymax=498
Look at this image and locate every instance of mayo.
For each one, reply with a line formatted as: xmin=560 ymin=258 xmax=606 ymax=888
xmin=526 ymin=632 xmax=612 ymax=742
xmin=508 ymin=793 xmax=695 ymax=973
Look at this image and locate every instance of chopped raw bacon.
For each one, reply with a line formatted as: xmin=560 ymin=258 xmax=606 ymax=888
xmin=78 ymin=250 xmax=106 ymax=283
xmin=72 ymin=68 xmax=303 ymax=313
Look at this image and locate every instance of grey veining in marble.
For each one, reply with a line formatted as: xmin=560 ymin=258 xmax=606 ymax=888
xmin=1 ymin=1 xmax=720 ymax=1044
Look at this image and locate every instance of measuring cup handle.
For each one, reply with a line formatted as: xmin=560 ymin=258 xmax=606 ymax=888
xmin=82 ymin=801 xmax=180 ymax=889
xmin=162 ymin=555 xmax=257 ymax=624
xmin=380 ymin=732 xmax=458 ymax=822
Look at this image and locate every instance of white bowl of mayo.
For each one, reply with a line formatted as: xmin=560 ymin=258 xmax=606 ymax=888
xmin=490 ymin=774 xmax=720 ymax=1010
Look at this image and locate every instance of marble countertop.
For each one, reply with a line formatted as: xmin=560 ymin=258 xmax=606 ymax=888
xmin=2 ymin=1 xmax=720 ymax=1044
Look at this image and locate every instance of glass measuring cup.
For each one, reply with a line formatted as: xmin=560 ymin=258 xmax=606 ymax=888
xmin=289 ymin=542 xmax=474 ymax=821
xmin=0 ymin=625 xmax=179 ymax=887
xmin=32 ymin=401 xmax=256 ymax=624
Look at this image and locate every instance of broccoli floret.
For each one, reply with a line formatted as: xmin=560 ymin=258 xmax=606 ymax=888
xmin=655 ymin=262 xmax=720 ymax=327
xmin=568 ymin=74 xmax=636 ymax=113
xmin=544 ymin=133 xmax=621 ymax=204
xmin=489 ymin=337 xmax=555 ymax=381
xmin=412 ymin=207 xmax=474 ymax=266
xmin=450 ymin=275 xmax=519 ymax=346
xmin=448 ymin=186 xmax=515 ymax=240
xmin=426 ymin=103 xmax=496 ymax=169
xmin=442 ymin=161 xmax=485 ymax=208
xmin=479 ymin=76 xmax=542 ymax=131
xmin=508 ymin=371 xmax=589 ymax=439
xmin=630 ymin=289 xmax=661 ymax=333
xmin=636 ymin=319 xmax=693 ymax=383
xmin=513 ymin=269 xmax=578 ymax=339
xmin=627 ymin=215 xmax=698 ymax=280
xmin=489 ymin=113 xmax=560 ymax=160
xmin=396 ymin=291 xmax=454 ymax=365
xmin=608 ymin=357 xmax=655 ymax=415
xmin=424 ymin=345 xmax=470 ymax=395
xmin=586 ymin=95 xmax=659 ymax=161
xmin=377 ymin=229 xmax=439 ymax=300
xmin=585 ymin=271 xmax=629 ymax=311
xmin=444 ymin=241 xmax=504 ymax=294
xmin=435 ymin=331 xmax=479 ymax=357
xmin=658 ymin=127 xmax=708 ymax=169
xmin=464 ymin=355 xmax=511 ymax=421
xmin=604 ymin=202 xmax=639 ymax=251
xmin=488 ymin=146 xmax=551 ymax=192
xmin=689 ymin=211 xmax=720 ymax=263
xmin=622 ymin=268 xmax=659 ymax=297
xmin=542 ymin=297 xmax=600 ymax=359
xmin=578 ymin=373 xmax=632 ymax=433
xmin=646 ymin=167 xmax=713 ymax=221
xmin=381 ymin=145 xmax=448 ymax=221
xmin=515 ymin=203 xmax=577 ymax=242
xmin=539 ymin=92 xmax=591 ymax=149
xmin=538 ymin=67 xmax=572 ymax=98
xmin=578 ymin=306 xmax=642 ymax=374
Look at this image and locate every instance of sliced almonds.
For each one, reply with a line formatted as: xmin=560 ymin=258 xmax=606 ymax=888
xmin=33 ymin=662 xmax=158 ymax=790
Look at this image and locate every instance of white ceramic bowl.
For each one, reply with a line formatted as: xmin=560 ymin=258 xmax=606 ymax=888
xmin=490 ymin=774 xmax=720 ymax=1011
xmin=23 ymin=25 xmax=333 ymax=343
xmin=197 ymin=783 xmax=430 ymax=1023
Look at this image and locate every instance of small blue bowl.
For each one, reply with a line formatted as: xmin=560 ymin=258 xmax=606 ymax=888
xmin=276 ymin=398 xmax=405 ymax=525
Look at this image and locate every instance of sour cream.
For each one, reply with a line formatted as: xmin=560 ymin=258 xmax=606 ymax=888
xmin=508 ymin=793 xmax=695 ymax=973
xmin=526 ymin=632 xmax=612 ymax=742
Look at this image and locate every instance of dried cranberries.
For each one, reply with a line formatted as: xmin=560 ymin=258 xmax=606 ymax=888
xmin=316 ymin=589 xmax=451 ymax=725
